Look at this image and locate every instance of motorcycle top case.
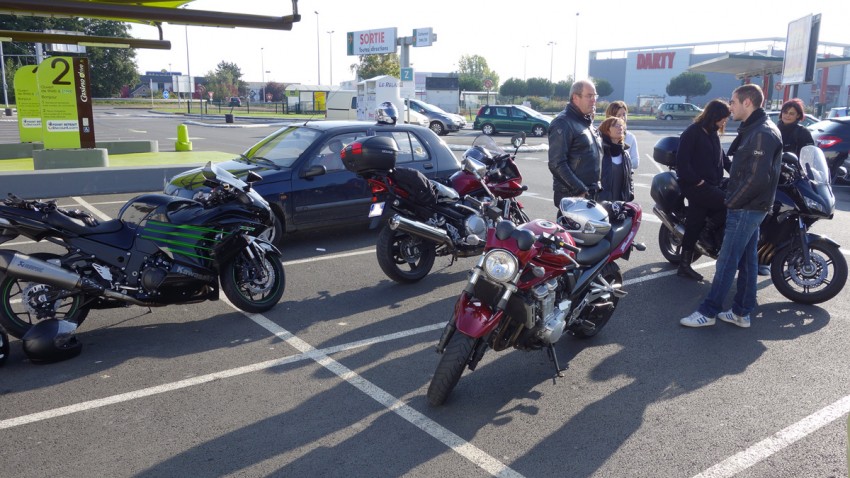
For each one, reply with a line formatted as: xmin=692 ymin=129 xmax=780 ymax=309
xmin=341 ymin=135 xmax=399 ymax=174
xmin=653 ymin=136 xmax=680 ymax=167
xmin=650 ymin=171 xmax=682 ymax=212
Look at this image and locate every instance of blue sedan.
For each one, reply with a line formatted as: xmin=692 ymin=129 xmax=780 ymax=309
xmin=164 ymin=121 xmax=461 ymax=243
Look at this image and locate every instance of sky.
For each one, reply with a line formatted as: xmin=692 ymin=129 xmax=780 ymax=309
xmin=130 ymin=0 xmax=850 ymax=87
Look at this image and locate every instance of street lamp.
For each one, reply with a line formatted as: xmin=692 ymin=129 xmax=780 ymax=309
xmin=547 ymin=41 xmax=556 ymax=84
xmin=521 ymin=45 xmax=529 ymax=80
xmin=327 ymin=30 xmax=334 ymax=86
xmin=261 ymin=47 xmax=265 ymax=103
xmin=314 ymin=11 xmax=321 ymax=85
xmin=184 ymin=6 xmax=192 ymax=113
xmin=573 ymin=12 xmax=580 ymax=81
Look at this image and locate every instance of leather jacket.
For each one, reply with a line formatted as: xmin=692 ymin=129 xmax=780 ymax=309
xmin=725 ymin=109 xmax=783 ymax=212
xmin=547 ymin=103 xmax=602 ymax=197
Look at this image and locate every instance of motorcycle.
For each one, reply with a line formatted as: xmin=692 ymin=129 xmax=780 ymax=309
xmin=0 ymin=162 xmax=285 ymax=339
xmin=651 ymin=139 xmax=847 ymax=305
xmin=426 ymin=198 xmax=644 ymax=406
xmin=341 ymin=133 xmax=530 ymax=284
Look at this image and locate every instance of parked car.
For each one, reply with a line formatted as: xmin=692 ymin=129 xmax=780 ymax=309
xmin=164 ymin=121 xmax=461 ymax=243
xmin=401 ymin=107 xmax=430 ymax=127
xmin=228 ymin=97 xmax=242 ymax=107
xmin=765 ymin=110 xmax=819 ymax=128
xmin=473 ymin=104 xmax=552 ymax=137
xmin=405 ymin=98 xmax=466 ymax=136
xmin=826 ymin=107 xmax=850 ymax=119
xmin=325 ymin=90 xmax=358 ymax=120
xmin=655 ymin=102 xmax=702 ymax=120
xmin=809 ymin=117 xmax=850 ymax=183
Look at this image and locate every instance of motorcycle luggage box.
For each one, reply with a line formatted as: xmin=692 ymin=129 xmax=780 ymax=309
xmin=341 ymin=136 xmax=398 ymax=174
xmin=650 ymin=171 xmax=682 ymax=212
xmin=652 ymin=136 xmax=680 ymax=167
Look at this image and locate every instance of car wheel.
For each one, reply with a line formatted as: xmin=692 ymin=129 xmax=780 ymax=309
xmin=664 ymin=115 xmax=673 ymax=121
xmin=482 ymin=124 xmax=495 ymax=135
xmin=531 ymin=125 xmax=546 ymax=137
xmin=430 ymin=121 xmax=446 ymax=135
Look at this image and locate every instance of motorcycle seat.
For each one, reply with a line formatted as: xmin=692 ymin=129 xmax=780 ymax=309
xmin=46 ymin=211 xmax=124 ymax=235
xmin=573 ymin=217 xmax=634 ymax=266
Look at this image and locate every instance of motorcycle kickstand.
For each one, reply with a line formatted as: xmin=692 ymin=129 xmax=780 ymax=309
xmin=546 ymin=344 xmax=566 ymax=384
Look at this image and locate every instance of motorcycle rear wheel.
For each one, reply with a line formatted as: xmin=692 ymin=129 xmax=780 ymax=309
xmin=771 ymin=240 xmax=848 ymax=305
xmin=376 ymin=226 xmax=436 ymax=283
xmin=0 ymin=253 xmax=90 ymax=339
xmin=221 ymin=249 xmax=285 ymax=313
xmin=658 ymin=226 xmax=701 ymax=264
xmin=571 ymin=262 xmax=623 ymax=338
xmin=427 ymin=333 xmax=477 ymax=406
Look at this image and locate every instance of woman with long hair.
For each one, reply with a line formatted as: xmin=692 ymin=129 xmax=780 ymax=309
xmin=675 ymin=99 xmax=732 ymax=280
xmin=605 ymin=101 xmax=640 ymax=169
xmin=597 ymin=116 xmax=634 ymax=202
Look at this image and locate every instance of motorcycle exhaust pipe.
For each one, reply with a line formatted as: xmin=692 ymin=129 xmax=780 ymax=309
xmin=388 ymin=214 xmax=455 ymax=251
xmin=0 ymin=250 xmax=152 ymax=306
xmin=652 ymin=206 xmax=684 ymax=238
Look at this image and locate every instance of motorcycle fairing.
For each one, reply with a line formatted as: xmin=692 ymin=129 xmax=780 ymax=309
xmin=453 ymin=292 xmax=504 ymax=338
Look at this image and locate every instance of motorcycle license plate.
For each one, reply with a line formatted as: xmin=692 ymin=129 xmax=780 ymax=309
xmin=368 ymin=202 xmax=385 ymax=218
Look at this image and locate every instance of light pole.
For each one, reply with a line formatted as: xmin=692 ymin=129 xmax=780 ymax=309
xmin=327 ymin=30 xmax=334 ymax=86
xmin=314 ymin=11 xmax=321 ymax=85
xmin=521 ymin=45 xmax=529 ymax=80
xmin=184 ymin=9 xmax=192 ymax=113
xmin=573 ymin=12 xmax=580 ymax=81
xmin=260 ymin=47 xmax=265 ymax=103
xmin=547 ymin=41 xmax=556 ymax=84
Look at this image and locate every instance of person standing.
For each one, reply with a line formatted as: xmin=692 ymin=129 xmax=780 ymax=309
xmin=680 ymin=84 xmax=783 ymax=328
xmin=548 ymin=79 xmax=603 ymax=210
xmin=597 ymin=117 xmax=634 ymax=202
xmin=674 ymin=99 xmax=732 ymax=280
xmin=605 ymin=101 xmax=640 ymax=169
xmin=777 ymin=98 xmax=814 ymax=158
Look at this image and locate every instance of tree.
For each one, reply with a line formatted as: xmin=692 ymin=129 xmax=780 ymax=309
xmin=0 ymin=15 xmax=138 ymax=97
xmin=594 ymin=78 xmax=614 ymax=98
xmin=204 ymin=61 xmax=245 ymax=102
xmin=457 ymin=54 xmax=499 ymax=91
xmin=553 ymin=80 xmax=574 ymax=99
xmin=349 ymin=53 xmax=399 ymax=81
xmin=264 ymin=82 xmax=286 ymax=102
xmin=526 ymin=77 xmax=553 ymax=97
xmin=666 ymin=72 xmax=711 ymax=102
xmin=499 ymin=78 xmax=527 ymax=101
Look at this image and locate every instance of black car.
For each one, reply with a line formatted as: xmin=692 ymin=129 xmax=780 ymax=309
xmin=165 ymin=121 xmax=461 ymax=243
xmin=810 ymin=117 xmax=850 ymax=183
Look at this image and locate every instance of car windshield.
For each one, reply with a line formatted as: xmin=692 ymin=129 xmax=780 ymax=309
xmin=515 ymin=105 xmax=541 ymax=117
xmin=421 ymin=102 xmax=448 ymax=114
xmin=241 ymin=126 xmax=321 ymax=168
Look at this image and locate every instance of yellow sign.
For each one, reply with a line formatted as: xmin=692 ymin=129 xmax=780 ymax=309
xmin=14 ymin=65 xmax=42 ymax=143
xmin=37 ymin=56 xmax=96 ymax=149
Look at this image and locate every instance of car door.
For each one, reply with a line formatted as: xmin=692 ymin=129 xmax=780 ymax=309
xmin=509 ymin=107 xmax=529 ymax=133
xmin=376 ymin=130 xmax=438 ymax=177
xmin=291 ymin=131 xmax=372 ymax=227
xmin=490 ymin=106 xmax=511 ymax=132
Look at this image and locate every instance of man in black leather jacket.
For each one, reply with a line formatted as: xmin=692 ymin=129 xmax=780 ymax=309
xmin=681 ymin=84 xmax=783 ymax=329
xmin=548 ymin=79 xmax=603 ymax=209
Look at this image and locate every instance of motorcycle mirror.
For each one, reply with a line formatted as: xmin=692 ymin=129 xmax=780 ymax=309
xmin=510 ymin=133 xmax=526 ymax=151
xmin=201 ymin=161 xmax=217 ymax=181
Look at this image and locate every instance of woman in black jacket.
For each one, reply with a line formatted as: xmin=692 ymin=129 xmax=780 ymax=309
xmin=597 ymin=117 xmax=634 ymax=202
xmin=777 ymin=98 xmax=814 ymax=158
xmin=675 ymin=99 xmax=732 ymax=280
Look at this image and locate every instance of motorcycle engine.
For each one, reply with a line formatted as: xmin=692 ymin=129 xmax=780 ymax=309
xmin=533 ymin=278 xmax=570 ymax=344
xmin=140 ymin=255 xmax=171 ymax=292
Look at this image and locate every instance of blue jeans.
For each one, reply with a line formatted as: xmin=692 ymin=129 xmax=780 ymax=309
xmin=698 ymin=209 xmax=767 ymax=318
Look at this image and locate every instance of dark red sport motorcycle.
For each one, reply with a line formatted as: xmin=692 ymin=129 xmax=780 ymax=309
xmin=427 ymin=198 xmax=645 ymax=406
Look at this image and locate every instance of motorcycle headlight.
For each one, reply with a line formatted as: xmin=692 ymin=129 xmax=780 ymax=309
xmin=483 ymin=249 xmax=519 ymax=283
xmin=803 ymin=196 xmax=826 ymax=213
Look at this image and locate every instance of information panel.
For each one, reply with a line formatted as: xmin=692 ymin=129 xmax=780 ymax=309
xmin=14 ymin=65 xmax=42 ymax=143
xmin=37 ymin=56 xmax=95 ymax=149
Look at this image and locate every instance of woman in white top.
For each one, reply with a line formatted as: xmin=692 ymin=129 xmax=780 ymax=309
xmin=605 ymin=101 xmax=639 ymax=169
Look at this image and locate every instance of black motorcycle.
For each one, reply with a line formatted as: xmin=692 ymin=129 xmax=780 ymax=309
xmin=0 ymin=162 xmax=285 ymax=338
xmin=651 ymin=139 xmax=847 ymax=305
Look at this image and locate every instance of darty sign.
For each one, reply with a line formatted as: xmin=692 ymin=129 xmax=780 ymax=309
xmin=636 ymin=52 xmax=676 ymax=70
xmin=347 ymin=28 xmax=397 ymax=56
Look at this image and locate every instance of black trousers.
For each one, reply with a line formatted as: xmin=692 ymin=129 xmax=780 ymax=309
xmin=681 ymin=183 xmax=726 ymax=250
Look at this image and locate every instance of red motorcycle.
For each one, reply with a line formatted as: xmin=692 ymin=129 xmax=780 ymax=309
xmin=427 ymin=198 xmax=645 ymax=406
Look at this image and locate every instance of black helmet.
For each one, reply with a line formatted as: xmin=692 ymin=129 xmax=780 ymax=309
xmin=0 ymin=325 xmax=9 ymax=367
xmin=376 ymin=101 xmax=398 ymax=125
xmin=22 ymin=319 xmax=82 ymax=363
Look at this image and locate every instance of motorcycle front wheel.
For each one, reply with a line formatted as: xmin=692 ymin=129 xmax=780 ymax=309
xmin=221 ymin=248 xmax=285 ymax=313
xmin=427 ymin=334 xmax=477 ymax=406
xmin=771 ymin=239 xmax=848 ymax=305
xmin=571 ymin=262 xmax=623 ymax=338
xmin=0 ymin=252 xmax=90 ymax=339
xmin=375 ymin=226 xmax=436 ymax=284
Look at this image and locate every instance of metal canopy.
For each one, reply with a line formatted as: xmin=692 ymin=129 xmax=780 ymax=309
xmin=689 ymin=52 xmax=850 ymax=79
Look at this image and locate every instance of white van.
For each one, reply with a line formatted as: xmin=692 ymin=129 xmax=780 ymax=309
xmin=325 ymin=90 xmax=358 ymax=120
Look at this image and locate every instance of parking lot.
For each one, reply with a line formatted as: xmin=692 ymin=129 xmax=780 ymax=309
xmin=1 ymin=113 xmax=849 ymax=477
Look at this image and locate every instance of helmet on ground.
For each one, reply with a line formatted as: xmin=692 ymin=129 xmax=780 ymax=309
xmin=558 ymin=197 xmax=611 ymax=246
xmin=0 ymin=325 xmax=9 ymax=367
xmin=22 ymin=319 xmax=82 ymax=363
xmin=376 ymin=101 xmax=398 ymax=125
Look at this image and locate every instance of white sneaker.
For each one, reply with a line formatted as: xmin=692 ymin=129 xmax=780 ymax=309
xmin=680 ymin=311 xmax=715 ymax=327
xmin=717 ymin=310 xmax=751 ymax=328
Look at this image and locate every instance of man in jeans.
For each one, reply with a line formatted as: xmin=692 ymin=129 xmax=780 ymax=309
xmin=680 ymin=84 xmax=783 ymax=328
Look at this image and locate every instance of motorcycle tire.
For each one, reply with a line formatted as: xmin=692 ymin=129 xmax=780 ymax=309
xmin=221 ymin=248 xmax=285 ymax=313
xmin=427 ymin=334 xmax=477 ymax=406
xmin=1 ymin=325 xmax=9 ymax=367
xmin=571 ymin=262 xmax=623 ymax=338
xmin=770 ymin=239 xmax=848 ymax=305
xmin=658 ymin=226 xmax=701 ymax=264
xmin=375 ymin=226 xmax=436 ymax=284
xmin=0 ymin=253 xmax=90 ymax=339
